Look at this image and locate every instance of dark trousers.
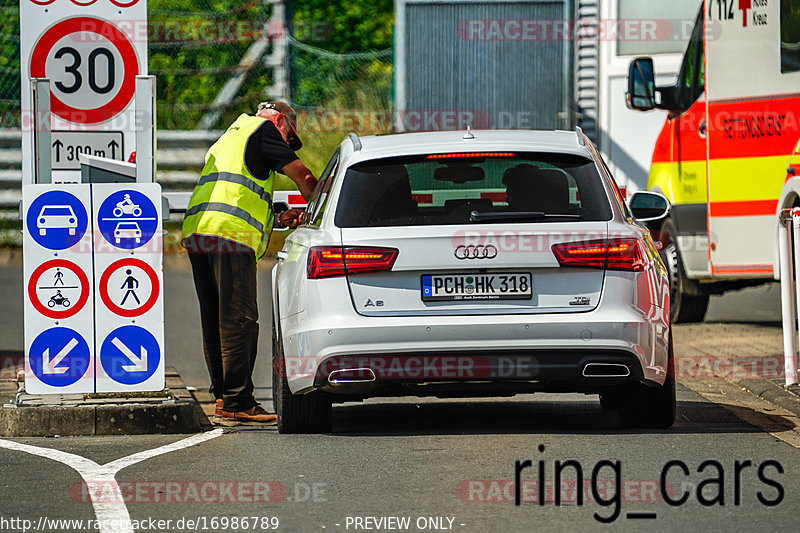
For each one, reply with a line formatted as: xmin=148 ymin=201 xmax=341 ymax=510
xmin=187 ymin=238 xmax=259 ymax=412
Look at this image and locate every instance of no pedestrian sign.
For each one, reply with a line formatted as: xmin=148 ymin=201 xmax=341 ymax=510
xmin=99 ymin=258 xmax=160 ymax=317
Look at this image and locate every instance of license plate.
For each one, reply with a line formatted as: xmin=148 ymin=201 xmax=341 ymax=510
xmin=421 ymin=273 xmax=532 ymax=301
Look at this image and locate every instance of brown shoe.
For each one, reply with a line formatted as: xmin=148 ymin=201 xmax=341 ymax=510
xmin=218 ymin=404 xmax=277 ymax=426
xmin=214 ymin=399 xmax=223 ymax=417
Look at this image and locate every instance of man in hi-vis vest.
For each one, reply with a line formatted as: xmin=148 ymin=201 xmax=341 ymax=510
xmin=182 ymin=101 xmax=317 ymax=425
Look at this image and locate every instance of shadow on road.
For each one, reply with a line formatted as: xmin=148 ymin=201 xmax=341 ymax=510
xmin=315 ymin=392 xmax=777 ymax=437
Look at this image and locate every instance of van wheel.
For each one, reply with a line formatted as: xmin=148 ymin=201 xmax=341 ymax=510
xmin=659 ymin=219 xmax=709 ymax=323
xmin=619 ymin=332 xmax=676 ymax=429
xmin=272 ymin=322 xmax=332 ymax=434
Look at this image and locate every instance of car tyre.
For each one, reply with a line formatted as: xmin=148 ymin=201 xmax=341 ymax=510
xmin=272 ymin=320 xmax=332 ymax=434
xmin=599 ymin=392 xmax=623 ymax=411
xmin=619 ymin=331 xmax=676 ymax=429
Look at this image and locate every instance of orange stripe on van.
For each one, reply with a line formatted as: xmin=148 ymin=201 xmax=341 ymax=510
xmin=709 ymin=199 xmax=777 ymax=217
xmin=711 ymin=264 xmax=773 ymax=275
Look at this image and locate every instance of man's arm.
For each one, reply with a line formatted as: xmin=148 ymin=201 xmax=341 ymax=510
xmin=282 ymin=159 xmax=318 ymax=201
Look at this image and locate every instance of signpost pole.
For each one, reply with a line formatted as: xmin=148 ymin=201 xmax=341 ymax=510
xmin=31 ymin=78 xmax=52 ymax=185
xmin=779 ymin=208 xmax=800 ymax=386
xmin=135 ymin=76 xmax=156 ymax=184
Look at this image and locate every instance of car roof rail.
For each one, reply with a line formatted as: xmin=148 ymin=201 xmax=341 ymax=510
xmin=575 ymin=126 xmax=586 ymax=146
xmin=346 ymin=132 xmax=362 ymax=151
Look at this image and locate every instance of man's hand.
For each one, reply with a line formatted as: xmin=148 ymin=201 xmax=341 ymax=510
xmin=282 ymin=160 xmax=318 ymax=201
xmin=276 ymin=208 xmax=306 ymax=229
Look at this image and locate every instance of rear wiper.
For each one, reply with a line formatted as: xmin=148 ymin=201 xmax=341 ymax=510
xmin=470 ymin=210 xmax=583 ymax=223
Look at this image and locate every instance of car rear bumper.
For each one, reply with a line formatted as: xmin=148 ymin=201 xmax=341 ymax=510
xmin=280 ymin=313 xmax=669 ymax=396
xmin=304 ymin=349 xmax=645 ymax=398
xmin=277 ymin=270 xmax=669 ymax=395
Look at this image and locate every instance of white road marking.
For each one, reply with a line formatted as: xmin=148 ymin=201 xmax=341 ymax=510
xmin=0 ymin=428 xmax=224 ymax=533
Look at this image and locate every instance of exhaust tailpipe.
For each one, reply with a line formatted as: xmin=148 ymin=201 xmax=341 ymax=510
xmin=582 ymin=363 xmax=631 ymax=378
xmin=328 ymin=368 xmax=376 ymax=384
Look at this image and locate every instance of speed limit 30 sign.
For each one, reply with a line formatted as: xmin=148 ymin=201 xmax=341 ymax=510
xmin=20 ymin=0 xmax=147 ymax=182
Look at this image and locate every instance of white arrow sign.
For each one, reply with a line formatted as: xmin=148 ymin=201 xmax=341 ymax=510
xmin=42 ymin=337 xmax=79 ymax=375
xmin=112 ymin=336 xmax=147 ymax=372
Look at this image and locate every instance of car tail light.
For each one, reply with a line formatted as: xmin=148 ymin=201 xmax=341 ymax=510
xmin=307 ymin=247 xmax=399 ymax=279
xmin=552 ymin=238 xmax=646 ymax=272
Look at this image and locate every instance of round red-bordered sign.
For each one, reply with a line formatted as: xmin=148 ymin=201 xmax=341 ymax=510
xmin=30 ymin=0 xmax=57 ymax=5
xmin=70 ymin=0 xmax=98 ymax=6
xmin=99 ymin=258 xmax=160 ymax=317
xmin=28 ymin=259 xmax=90 ymax=319
xmin=30 ymin=17 xmax=140 ymax=125
xmin=110 ymin=0 xmax=141 ymax=7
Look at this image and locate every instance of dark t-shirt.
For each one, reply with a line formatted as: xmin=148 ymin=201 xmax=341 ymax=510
xmin=184 ymin=118 xmax=297 ymax=254
xmin=244 ymin=120 xmax=299 ymax=179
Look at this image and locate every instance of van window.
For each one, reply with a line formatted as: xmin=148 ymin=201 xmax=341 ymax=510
xmin=676 ymin=7 xmax=705 ymax=110
xmin=782 ymin=0 xmax=800 ymax=73
xmin=616 ymin=0 xmax=702 ymax=56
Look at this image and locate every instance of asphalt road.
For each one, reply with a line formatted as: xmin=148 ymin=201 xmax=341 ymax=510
xmin=0 ymin=262 xmax=796 ymax=533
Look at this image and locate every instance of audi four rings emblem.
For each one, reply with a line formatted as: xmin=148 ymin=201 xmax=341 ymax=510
xmin=454 ymin=245 xmax=498 ymax=259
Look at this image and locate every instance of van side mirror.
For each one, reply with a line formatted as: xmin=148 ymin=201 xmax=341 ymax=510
xmin=628 ymin=191 xmax=670 ymax=222
xmin=626 ymin=57 xmax=656 ymax=111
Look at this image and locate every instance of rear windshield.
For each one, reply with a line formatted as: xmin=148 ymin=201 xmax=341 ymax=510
xmin=335 ymin=153 xmax=613 ymax=227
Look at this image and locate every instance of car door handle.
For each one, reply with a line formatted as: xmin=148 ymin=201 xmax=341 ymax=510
xmin=276 ymin=250 xmax=288 ymax=260
xmin=698 ymin=120 xmax=707 ymax=138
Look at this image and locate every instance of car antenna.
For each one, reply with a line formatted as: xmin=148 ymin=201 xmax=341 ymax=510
xmin=347 ymin=132 xmax=362 ymax=151
xmin=463 ymin=125 xmax=475 ymax=140
xmin=575 ymin=126 xmax=586 ymax=146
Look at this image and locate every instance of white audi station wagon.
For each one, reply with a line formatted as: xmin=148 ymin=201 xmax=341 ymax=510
xmin=272 ymin=129 xmax=673 ymax=433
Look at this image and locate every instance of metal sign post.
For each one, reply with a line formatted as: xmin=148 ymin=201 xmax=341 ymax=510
xmin=135 ymin=75 xmax=156 ymax=184
xmin=31 ymin=79 xmax=52 ymax=185
xmin=779 ymin=208 xmax=800 ymax=386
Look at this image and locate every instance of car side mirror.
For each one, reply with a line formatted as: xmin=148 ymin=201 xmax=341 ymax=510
xmin=628 ymin=191 xmax=670 ymax=222
xmin=626 ymin=57 xmax=656 ymax=111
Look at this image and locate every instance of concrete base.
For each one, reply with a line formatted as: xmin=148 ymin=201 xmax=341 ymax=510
xmin=0 ymin=366 xmax=207 ymax=437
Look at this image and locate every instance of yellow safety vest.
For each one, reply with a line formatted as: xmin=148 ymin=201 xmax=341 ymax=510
xmin=182 ymin=114 xmax=276 ymax=258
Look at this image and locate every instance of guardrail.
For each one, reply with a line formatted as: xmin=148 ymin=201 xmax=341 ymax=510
xmin=0 ymin=129 xmax=220 ymax=220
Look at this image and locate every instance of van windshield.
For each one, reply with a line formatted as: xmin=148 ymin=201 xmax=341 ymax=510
xmin=334 ymin=153 xmax=612 ymax=227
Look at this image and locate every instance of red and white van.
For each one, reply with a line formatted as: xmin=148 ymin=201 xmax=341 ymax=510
xmin=626 ymin=0 xmax=800 ymax=321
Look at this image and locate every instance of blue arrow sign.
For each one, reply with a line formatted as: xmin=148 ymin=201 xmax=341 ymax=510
xmin=26 ymin=191 xmax=89 ymax=250
xmin=29 ymin=328 xmax=91 ymax=387
xmin=100 ymin=325 xmax=161 ymax=385
xmin=97 ymin=190 xmax=158 ymax=250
